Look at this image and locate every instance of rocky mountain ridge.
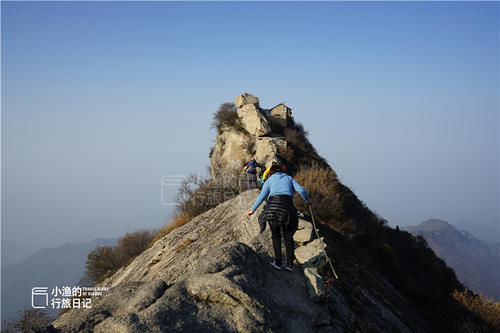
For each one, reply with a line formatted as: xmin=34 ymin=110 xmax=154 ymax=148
xmin=50 ymin=94 xmax=486 ymax=332
xmin=53 ymin=191 xmax=426 ymax=332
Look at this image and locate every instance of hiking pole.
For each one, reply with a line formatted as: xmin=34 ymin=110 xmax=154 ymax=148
xmin=309 ymin=205 xmax=340 ymax=280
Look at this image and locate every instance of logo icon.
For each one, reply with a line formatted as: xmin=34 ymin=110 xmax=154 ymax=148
xmin=32 ymin=287 xmax=48 ymax=308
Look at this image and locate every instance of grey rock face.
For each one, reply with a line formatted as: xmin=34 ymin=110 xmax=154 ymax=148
xmin=50 ymin=95 xmax=432 ymax=331
xmin=294 ymin=238 xmax=325 ymax=265
xmin=52 ymin=189 xmax=427 ymax=332
xmin=54 ymin=242 xmax=327 ymax=332
xmin=209 ymin=127 xmax=284 ymax=179
xmin=293 ymin=228 xmax=313 ymax=245
xmin=209 ymin=93 xmax=289 ymax=178
xmin=237 ymin=104 xmax=272 ymax=137
xmin=236 ymin=93 xmax=260 ymax=108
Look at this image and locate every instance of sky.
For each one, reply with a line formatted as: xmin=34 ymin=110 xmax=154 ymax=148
xmin=2 ymin=1 xmax=499 ymax=265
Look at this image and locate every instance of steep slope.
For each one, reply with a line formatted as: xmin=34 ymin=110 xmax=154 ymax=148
xmin=403 ymin=219 xmax=500 ymax=301
xmin=53 ymin=190 xmax=426 ymax=332
xmin=51 ymin=94 xmax=488 ymax=332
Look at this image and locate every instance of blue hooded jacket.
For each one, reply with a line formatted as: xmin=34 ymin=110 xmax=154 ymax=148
xmin=251 ymin=172 xmax=310 ymax=212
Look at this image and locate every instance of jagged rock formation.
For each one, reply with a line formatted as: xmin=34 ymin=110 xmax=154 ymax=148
xmin=236 ymin=92 xmax=260 ymax=108
xmin=210 ymin=93 xmax=288 ymax=179
xmin=237 ymin=104 xmax=272 ymax=137
xmin=53 ymin=191 xmax=426 ymax=332
xmin=51 ymin=94 xmax=481 ymax=332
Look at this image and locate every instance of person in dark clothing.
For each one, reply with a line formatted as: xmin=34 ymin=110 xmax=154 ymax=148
xmin=244 ymin=158 xmax=264 ymax=189
xmin=246 ymin=164 xmax=311 ymax=271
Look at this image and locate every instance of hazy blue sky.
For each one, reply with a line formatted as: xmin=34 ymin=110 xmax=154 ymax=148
xmin=2 ymin=1 xmax=499 ymax=265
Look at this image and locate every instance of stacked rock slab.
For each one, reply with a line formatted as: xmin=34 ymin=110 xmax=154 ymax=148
xmin=293 ymin=218 xmax=328 ymax=302
xmin=294 ymin=218 xmax=314 ymax=245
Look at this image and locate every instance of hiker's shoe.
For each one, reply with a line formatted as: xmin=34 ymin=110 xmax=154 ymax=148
xmin=269 ymin=260 xmax=282 ymax=271
xmin=284 ymin=265 xmax=294 ymax=272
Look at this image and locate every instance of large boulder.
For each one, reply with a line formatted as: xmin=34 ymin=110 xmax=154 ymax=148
xmin=298 ymin=218 xmax=313 ymax=230
xmin=294 ymin=238 xmax=325 ymax=265
xmin=236 ymin=93 xmax=260 ymax=108
xmin=304 ymin=267 xmax=326 ymax=302
xmin=208 ymin=129 xmax=284 ymax=179
xmin=254 ymin=137 xmax=285 ymax=169
xmin=53 ymin=241 xmax=331 ymax=332
xmin=237 ymin=104 xmax=272 ymax=137
xmin=294 ymin=228 xmax=313 ymax=245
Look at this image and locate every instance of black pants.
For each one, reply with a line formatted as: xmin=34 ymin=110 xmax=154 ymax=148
xmin=269 ymin=222 xmax=295 ymax=267
xmin=265 ymin=195 xmax=299 ymax=267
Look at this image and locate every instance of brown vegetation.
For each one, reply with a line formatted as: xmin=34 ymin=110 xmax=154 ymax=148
xmin=289 ymin=161 xmax=485 ymax=331
xmin=84 ymin=229 xmax=156 ymax=284
xmin=452 ymin=289 xmax=500 ymax=331
xmin=150 ymin=213 xmax=191 ymax=245
xmin=293 ymin=164 xmax=383 ymax=238
xmin=211 ymin=102 xmax=243 ymax=134
xmin=148 ymin=167 xmax=245 ymax=250
xmin=175 ymin=171 xmax=242 ymax=219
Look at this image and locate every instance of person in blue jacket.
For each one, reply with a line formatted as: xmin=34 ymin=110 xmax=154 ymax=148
xmin=246 ymin=163 xmax=311 ymax=271
xmin=244 ymin=158 xmax=264 ymax=189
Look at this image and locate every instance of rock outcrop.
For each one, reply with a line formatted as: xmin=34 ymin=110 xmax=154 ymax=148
xmin=53 ymin=190 xmax=426 ymax=332
xmin=49 ymin=94 xmax=473 ymax=332
xmin=236 ymin=92 xmax=260 ymax=108
xmin=237 ymin=104 xmax=272 ymax=137
xmin=210 ymin=94 xmax=289 ymax=178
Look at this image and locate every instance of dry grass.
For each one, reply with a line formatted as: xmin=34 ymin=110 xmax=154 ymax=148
xmin=284 ymin=120 xmax=317 ymax=155
xmin=293 ymin=165 xmax=338 ymax=221
xmin=293 ymin=164 xmax=384 ymax=239
xmin=83 ymin=229 xmax=156 ymax=285
xmin=175 ymin=171 xmax=242 ymax=219
xmin=452 ymin=289 xmax=500 ymax=331
xmin=175 ymin=238 xmax=195 ymax=254
xmin=150 ymin=213 xmax=191 ymax=246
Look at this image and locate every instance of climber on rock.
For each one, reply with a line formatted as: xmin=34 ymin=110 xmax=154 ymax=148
xmin=245 ymin=163 xmax=311 ymax=272
xmin=243 ymin=158 xmax=264 ymax=189
xmin=260 ymin=162 xmax=287 ymax=184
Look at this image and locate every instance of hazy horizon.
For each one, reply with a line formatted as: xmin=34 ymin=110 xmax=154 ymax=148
xmin=2 ymin=2 xmax=499 ymax=265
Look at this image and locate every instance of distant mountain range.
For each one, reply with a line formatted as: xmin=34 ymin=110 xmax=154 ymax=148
xmin=403 ymin=219 xmax=500 ymax=301
xmin=1 ymin=237 xmax=117 ymax=321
